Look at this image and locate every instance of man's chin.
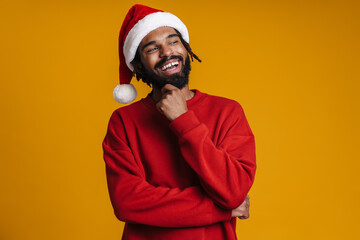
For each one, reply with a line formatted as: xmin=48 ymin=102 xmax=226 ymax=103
xmin=164 ymin=82 xmax=187 ymax=90
xmin=144 ymin=56 xmax=191 ymax=89
xmin=156 ymin=71 xmax=183 ymax=80
xmin=152 ymin=75 xmax=188 ymax=90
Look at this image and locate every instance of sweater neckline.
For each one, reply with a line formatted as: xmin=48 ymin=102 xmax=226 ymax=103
xmin=142 ymin=89 xmax=205 ymax=110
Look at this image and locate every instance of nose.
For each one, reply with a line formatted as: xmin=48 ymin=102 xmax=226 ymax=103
xmin=159 ymin=44 xmax=173 ymax=58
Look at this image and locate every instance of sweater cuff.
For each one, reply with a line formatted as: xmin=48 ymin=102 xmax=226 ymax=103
xmin=213 ymin=207 xmax=232 ymax=223
xmin=169 ymin=110 xmax=201 ymax=137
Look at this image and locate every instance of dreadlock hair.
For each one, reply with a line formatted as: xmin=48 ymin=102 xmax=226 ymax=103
xmin=131 ymin=28 xmax=201 ymax=87
xmin=174 ymin=29 xmax=202 ymax=63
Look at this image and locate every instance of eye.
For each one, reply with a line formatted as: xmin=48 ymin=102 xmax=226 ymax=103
xmin=170 ymin=40 xmax=178 ymax=45
xmin=146 ymin=47 xmax=158 ymax=53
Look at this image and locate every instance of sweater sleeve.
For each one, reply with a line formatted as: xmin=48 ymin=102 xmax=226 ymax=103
xmin=169 ymin=105 xmax=256 ymax=210
xmin=102 ymin=112 xmax=231 ymax=228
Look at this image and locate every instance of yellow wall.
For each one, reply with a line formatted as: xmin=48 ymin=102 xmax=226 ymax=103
xmin=1 ymin=0 xmax=359 ymax=239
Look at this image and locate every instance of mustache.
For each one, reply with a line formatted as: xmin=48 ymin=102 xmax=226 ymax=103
xmin=154 ymin=55 xmax=184 ymax=70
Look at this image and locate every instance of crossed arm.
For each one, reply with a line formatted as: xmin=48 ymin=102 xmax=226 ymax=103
xmin=158 ymin=84 xmax=256 ymax=212
xmin=103 ymin=84 xmax=255 ymax=227
xmin=103 ymin=132 xmax=250 ymax=228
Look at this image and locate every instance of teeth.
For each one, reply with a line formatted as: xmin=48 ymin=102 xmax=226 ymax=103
xmin=161 ymin=61 xmax=179 ymax=71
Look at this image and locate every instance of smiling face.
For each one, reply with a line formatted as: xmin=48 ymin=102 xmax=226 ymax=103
xmin=135 ymin=27 xmax=190 ymax=89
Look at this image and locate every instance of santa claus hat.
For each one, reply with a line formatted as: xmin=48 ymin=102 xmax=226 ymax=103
xmin=113 ymin=4 xmax=190 ymax=103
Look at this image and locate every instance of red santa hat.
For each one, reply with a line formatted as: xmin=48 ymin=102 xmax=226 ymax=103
xmin=113 ymin=4 xmax=190 ymax=103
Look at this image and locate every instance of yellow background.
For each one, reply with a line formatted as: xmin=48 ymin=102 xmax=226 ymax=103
xmin=1 ymin=0 xmax=359 ymax=239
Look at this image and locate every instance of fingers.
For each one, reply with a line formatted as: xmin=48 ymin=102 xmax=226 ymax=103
xmin=156 ymin=102 xmax=164 ymax=114
xmin=238 ymin=214 xmax=249 ymax=219
xmin=245 ymin=195 xmax=250 ymax=207
xmin=161 ymin=84 xmax=178 ymax=95
xmin=156 ymin=84 xmax=188 ymax=121
xmin=238 ymin=195 xmax=250 ymax=219
xmin=238 ymin=206 xmax=250 ymax=219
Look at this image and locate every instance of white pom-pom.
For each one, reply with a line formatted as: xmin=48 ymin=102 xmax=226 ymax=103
xmin=113 ymin=84 xmax=137 ymax=103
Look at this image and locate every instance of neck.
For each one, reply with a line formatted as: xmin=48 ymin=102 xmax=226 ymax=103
xmin=151 ymin=84 xmax=194 ymax=102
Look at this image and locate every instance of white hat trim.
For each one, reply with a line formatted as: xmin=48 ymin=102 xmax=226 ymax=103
xmin=123 ymin=12 xmax=189 ymax=71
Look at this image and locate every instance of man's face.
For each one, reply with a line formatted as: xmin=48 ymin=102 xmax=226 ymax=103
xmin=137 ymin=27 xmax=190 ymax=89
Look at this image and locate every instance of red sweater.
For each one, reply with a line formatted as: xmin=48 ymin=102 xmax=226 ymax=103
xmin=103 ymin=90 xmax=256 ymax=240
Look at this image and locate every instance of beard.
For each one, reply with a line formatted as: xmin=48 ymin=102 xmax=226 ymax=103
xmin=141 ymin=55 xmax=191 ymax=90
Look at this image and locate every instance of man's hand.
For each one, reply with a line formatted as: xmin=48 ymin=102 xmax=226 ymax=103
xmin=231 ymin=195 xmax=250 ymax=219
xmin=156 ymin=84 xmax=188 ymax=121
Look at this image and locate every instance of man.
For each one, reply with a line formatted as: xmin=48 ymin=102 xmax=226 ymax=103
xmin=103 ymin=4 xmax=256 ymax=240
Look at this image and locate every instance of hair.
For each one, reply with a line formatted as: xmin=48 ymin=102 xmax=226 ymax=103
xmin=131 ymin=28 xmax=201 ymax=87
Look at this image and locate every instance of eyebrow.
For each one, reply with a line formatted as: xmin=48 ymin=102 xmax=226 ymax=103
xmin=141 ymin=33 xmax=180 ymax=51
